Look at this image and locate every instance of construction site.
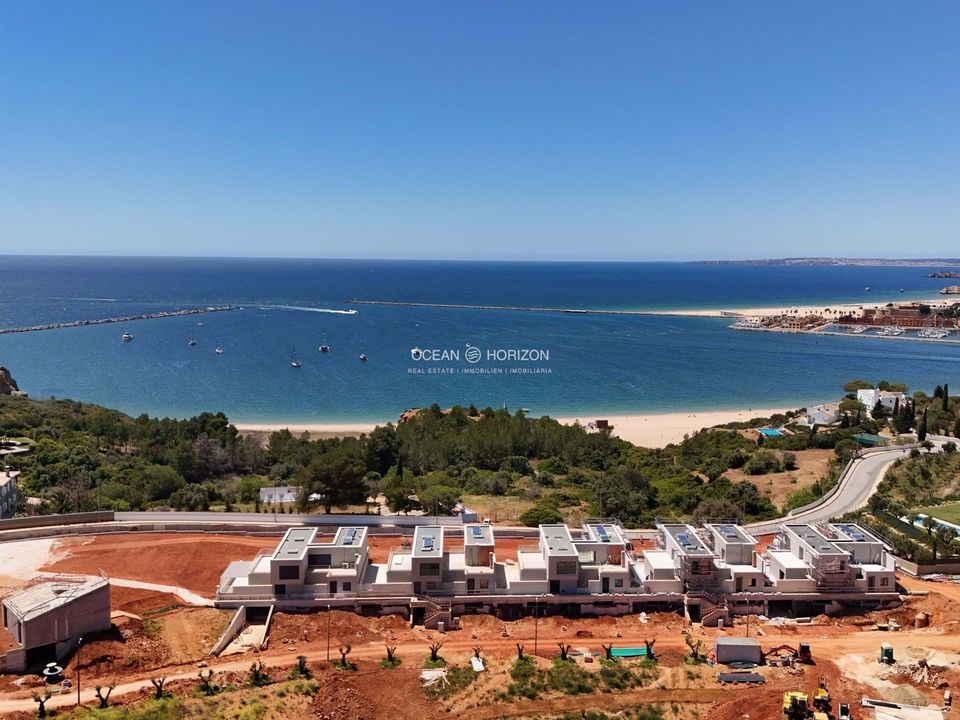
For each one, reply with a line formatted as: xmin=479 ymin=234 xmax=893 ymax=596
xmin=0 ymin=516 xmax=956 ymax=720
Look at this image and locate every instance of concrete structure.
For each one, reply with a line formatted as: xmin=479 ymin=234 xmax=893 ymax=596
xmin=713 ymin=636 xmax=762 ymax=665
xmin=259 ymin=486 xmax=300 ymax=505
xmin=804 ymin=402 xmax=841 ymax=426
xmin=217 ymin=518 xmax=900 ymax=626
xmin=1 ymin=575 xmax=110 ymax=673
xmin=0 ymin=468 xmax=19 ymax=519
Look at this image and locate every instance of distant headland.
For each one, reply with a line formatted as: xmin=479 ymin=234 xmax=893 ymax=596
xmin=691 ymin=257 xmax=960 ymax=267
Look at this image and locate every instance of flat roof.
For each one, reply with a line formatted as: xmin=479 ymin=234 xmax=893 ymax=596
xmin=714 ymin=637 xmax=760 ymax=647
xmin=274 ymin=527 xmax=317 ymax=560
xmin=413 ymin=525 xmax=444 ymax=558
xmin=708 ymin=523 xmax=756 ymax=545
xmin=828 ymin=523 xmax=882 ymax=544
xmin=3 ymin=576 xmax=108 ymax=623
xmin=333 ymin=526 xmax=367 ymax=547
xmin=644 ymin=551 xmax=676 ymax=570
xmin=785 ymin=524 xmax=847 ymax=556
xmin=768 ymin=549 xmax=810 ymax=570
xmin=662 ymin=524 xmax=713 ymax=556
xmin=540 ymin=524 xmax=577 ymax=556
xmin=584 ymin=523 xmax=624 ymax=544
xmin=464 ymin=524 xmax=494 ymax=546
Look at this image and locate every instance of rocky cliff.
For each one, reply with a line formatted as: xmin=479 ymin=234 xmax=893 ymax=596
xmin=941 ymin=286 xmax=960 ymax=295
xmin=0 ymin=367 xmax=19 ymax=395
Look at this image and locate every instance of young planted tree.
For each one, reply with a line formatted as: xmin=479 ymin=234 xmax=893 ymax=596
xmin=684 ymin=634 xmax=704 ymax=663
xmin=557 ymin=643 xmax=572 ymax=661
xmin=601 ymin=644 xmax=614 ymax=661
xmin=643 ymin=638 xmax=656 ymax=660
xmin=515 ymin=643 xmax=525 ymax=660
xmin=384 ymin=645 xmax=398 ymax=663
xmin=289 ymin=655 xmax=312 ymax=680
xmin=94 ymin=684 xmax=115 ymax=708
xmin=473 ymin=646 xmax=483 ymax=660
xmin=428 ymin=641 xmax=444 ymax=663
xmin=32 ymin=689 xmax=52 ymax=718
xmin=337 ymin=644 xmax=354 ymax=669
xmin=198 ymin=669 xmax=217 ymax=696
xmin=149 ymin=677 xmax=167 ymax=700
xmin=249 ymin=660 xmax=272 ymax=686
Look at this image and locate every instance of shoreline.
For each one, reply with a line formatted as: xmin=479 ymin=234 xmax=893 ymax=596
xmin=648 ymin=296 xmax=950 ymax=319
xmin=235 ymin=405 xmax=799 ymax=448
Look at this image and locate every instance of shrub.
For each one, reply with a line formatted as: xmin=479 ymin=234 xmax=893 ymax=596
xmin=745 ymin=450 xmax=781 ymax=476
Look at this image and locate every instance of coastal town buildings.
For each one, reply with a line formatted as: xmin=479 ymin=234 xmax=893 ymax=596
xmin=216 ymin=520 xmax=899 ymax=624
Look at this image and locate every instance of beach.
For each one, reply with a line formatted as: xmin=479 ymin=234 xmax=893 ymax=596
xmin=235 ymin=405 xmax=797 ymax=449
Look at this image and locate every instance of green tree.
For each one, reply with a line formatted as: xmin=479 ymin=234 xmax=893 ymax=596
xmin=843 ymin=379 xmax=874 ymax=392
xmin=918 ymin=408 xmax=928 ymax=442
xmin=943 ymin=383 xmax=950 ymax=413
xmin=871 ymin=401 xmax=888 ymax=421
xmin=299 ymin=444 xmax=368 ymax=513
xmin=519 ymin=500 xmax=563 ymax=527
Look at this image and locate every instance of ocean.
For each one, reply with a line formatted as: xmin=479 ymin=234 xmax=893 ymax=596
xmin=0 ymin=256 xmax=957 ymax=423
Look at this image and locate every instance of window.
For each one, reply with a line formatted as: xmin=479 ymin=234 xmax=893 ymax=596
xmin=420 ymin=562 xmax=441 ymax=577
xmin=343 ymin=582 xmax=351 ymax=591
xmin=278 ymin=565 xmax=299 ymax=581
xmin=614 ymin=578 xmax=623 ymax=588
xmin=308 ymin=554 xmax=332 ymax=567
xmin=274 ymin=584 xmax=286 ymax=595
xmin=479 ymin=579 xmax=489 ymax=589
xmin=555 ymin=560 xmax=577 ymax=576
xmin=425 ymin=581 xmax=438 ymax=590
xmin=881 ymin=577 xmax=889 ymax=586
xmin=749 ymin=578 xmax=756 ymax=587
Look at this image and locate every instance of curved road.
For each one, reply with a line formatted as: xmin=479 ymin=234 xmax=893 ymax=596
xmin=747 ymin=444 xmax=930 ymax=535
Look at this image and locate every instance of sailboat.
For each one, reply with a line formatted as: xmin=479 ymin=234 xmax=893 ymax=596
xmin=188 ymin=336 xmax=197 ymax=346
xmin=291 ymin=347 xmax=301 ymax=368
xmin=215 ymin=336 xmax=224 ymax=354
xmin=359 ymin=351 xmax=367 ymax=362
xmin=121 ymin=331 xmax=133 ymax=342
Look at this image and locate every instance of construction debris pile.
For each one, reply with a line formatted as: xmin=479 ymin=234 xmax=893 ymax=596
xmin=884 ymin=659 xmax=949 ymax=688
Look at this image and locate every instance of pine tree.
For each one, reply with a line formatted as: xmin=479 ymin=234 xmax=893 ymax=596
xmin=918 ymin=408 xmax=928 ymax=442
xmin=943 ymin=384 xmax=950 ymax=413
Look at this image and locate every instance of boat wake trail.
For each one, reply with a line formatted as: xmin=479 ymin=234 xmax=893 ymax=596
xmin=258 ymin=304 xmax=357 ymax=315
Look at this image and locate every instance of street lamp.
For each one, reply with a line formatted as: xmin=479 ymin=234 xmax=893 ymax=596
xmin=326 ymin=604 xmax=331 ymax=662
xmin=76 ymin=636 xmax=83 ymax=706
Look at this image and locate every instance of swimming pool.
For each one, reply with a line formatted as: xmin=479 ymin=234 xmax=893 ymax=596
xmin=757 ymin=428 xmax=783 ymax=437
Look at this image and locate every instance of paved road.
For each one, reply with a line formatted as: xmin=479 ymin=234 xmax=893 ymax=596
xmin=747 ymin=444 xmax=928 ymax=535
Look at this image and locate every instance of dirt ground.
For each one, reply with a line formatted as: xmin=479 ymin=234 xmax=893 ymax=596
xmin=725 ymin=448 xmax=834 ymax=508
xmin=39 ymin=533 xmax=279 ymax=596
xmin=366 ymin=534 xmax=530 ymax=563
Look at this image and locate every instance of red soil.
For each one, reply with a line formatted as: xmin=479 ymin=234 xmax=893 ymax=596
xmin=40 ymin=533 xmax=278 ymax=598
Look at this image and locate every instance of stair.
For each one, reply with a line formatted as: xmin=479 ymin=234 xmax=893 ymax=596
xmin=416 ymin=595 xmax=454 ymax=630
xmin=686 ymin=590 xmax=730 ymax=628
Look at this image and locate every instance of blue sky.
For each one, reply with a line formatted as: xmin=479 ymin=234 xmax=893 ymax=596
xmin=1 ymin=2 xmax=958 ymax=260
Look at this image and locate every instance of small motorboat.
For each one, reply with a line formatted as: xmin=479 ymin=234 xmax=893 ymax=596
xmin=319 ymin=344 xmax=330 ymax=353
xmin=121 ymin=332 xmax=133 ymax=342
xmin=359 ymin=353 xmax=367 ymax=362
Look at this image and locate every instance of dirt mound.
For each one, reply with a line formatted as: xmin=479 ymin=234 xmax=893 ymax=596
xmin=310 ymin=666 xmax=440 ymax=720
xmin=270 ymin=610 xmax=399 ymax=647
xmin=112 ymin=586 xmax=183 ymax=615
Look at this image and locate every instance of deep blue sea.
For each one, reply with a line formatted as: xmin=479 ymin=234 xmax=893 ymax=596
xmin=0 ymin=256 xmax=957 ymax=423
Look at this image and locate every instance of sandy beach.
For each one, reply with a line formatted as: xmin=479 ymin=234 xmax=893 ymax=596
xmin=652 ymin=296 xmax=949 ymax=319
xmin=235 ymin=405 xmax=799 ymax=449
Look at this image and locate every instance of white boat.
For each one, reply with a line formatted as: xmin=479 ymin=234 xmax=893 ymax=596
xmin=730 ymin=318 xmax=762 ymax=330
xmin=847 ymin=325 xmax=867 ymax=334
xmin=865 ymin=286 xmax=871 ymax=292
xmin=291 ymin=347 xmax=301 ymax=368
xmin=215 ymin=337 xmax=224 ymax=354
xmin=121 ymin=332 xmax=133 ymax=342
xmin=188 ymin=337 xmax=197 ymax=346
xmin=319 ymin=344 xmax=330 ymax=352
xmin=877 ymin=326 xmax=904 ymax=336
xmin=359 ymin=353 xmax=367 ymax=362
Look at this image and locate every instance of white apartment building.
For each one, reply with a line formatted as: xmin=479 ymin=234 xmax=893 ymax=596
xmin=217 ymin=519 xmax=899 ymax=625
xmin=857 ymin=389 xmax=907 ymax=412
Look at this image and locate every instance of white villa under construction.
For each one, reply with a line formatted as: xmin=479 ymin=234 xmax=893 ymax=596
xmin=216 ymin=519 xmax=898 ymax=627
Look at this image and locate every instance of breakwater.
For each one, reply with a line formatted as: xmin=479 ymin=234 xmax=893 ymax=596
xmin=0 ymin=306 xmax=240 ymax=335
xmin=347 ymin=299 xmax=695 ymax=317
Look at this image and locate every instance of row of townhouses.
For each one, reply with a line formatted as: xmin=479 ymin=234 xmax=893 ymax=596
xmin=216 ymin=520 xmax=897 ymax=626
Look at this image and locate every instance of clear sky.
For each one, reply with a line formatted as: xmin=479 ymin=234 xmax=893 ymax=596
xmin=1 ymin=2 xmax=958 ymax=261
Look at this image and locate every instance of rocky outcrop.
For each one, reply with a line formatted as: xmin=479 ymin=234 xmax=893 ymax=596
xmin=0 ymin=367 xmax=19 ymax=395
xmin=940 ymin=286 xmax=960 ymax=295
xmin=930 ymin=271 xmax=960 ymax=279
